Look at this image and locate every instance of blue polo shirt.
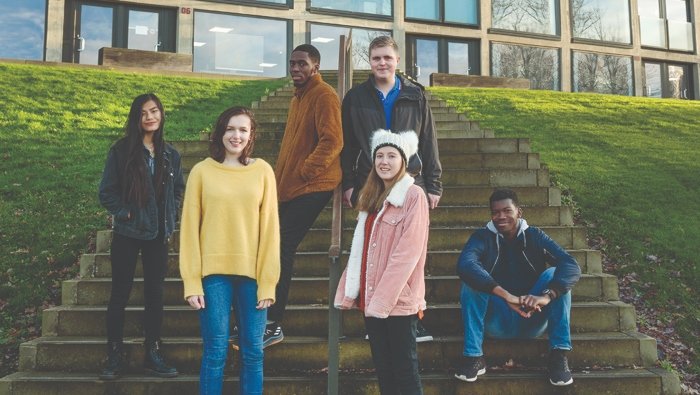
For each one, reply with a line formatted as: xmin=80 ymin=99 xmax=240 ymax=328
xmin=375 ymin=75 xmax=401 ymax=130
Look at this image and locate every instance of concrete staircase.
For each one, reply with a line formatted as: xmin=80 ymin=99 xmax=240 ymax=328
xmin=0 ymin=71 xmax=680 ymax=394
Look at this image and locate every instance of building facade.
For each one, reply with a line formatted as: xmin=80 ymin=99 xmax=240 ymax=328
xmin=2 ymin=0 xmax=698 ymax=99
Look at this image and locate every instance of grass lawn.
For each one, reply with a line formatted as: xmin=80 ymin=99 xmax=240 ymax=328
xmin=0 ymin=62 xmax=286 ymax=375
xmin=431 ymin=86 xmax=700 ymax=376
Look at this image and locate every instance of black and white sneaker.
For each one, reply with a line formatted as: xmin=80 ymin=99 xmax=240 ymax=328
xmin=454 ymin=356 xmax=486 ymax=382
xmin=548 ymin=349 xmax=574 ymax=386
xmin=415 ymin=322 xmax=434 ymax=343
xmin=263 ymin=322 xmax=284 ymax=348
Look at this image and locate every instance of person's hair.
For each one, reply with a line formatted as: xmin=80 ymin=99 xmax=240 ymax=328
xmin=356 ymin=148 xmax=408 ymax=213
xmin=121 ymin=93 xmax=165 ymax=207
xmin=368 ymin=35 xmax=399 ymax=57
xmin=489 ymin=188 xmax=520 ymax=209
xmin=209 ymin=106 xmax=257 ymax=165
xmin=292 ymin=44 xmax=321 ymax=64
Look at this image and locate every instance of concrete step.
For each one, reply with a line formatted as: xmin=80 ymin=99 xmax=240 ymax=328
xmin=439 ymin=185 xmax=558 ymax=206
xmin=439 ymin=168 xmax=550 ymax=187
xmin=251 ymin=97 xmax=448 ymax=110
xmin=61 ymin=273 xmax=618 ymax=307
xmin=2 ymin=368 xmax=679 ymax=395
xmin=80 ymin=248 xmax=602 ymax=279
xmin=177 ymin=136 xmax=532 ymax=155
xmin=180 ymin=152 xmax=541 ymax=172
xmin=42 ymin=301 xmax=635 ymax=338
xmin=309 ymin=205 xmax=574 ymax=228
xmin=16 ymin=332 xmax=658 ymax=374
xmin=95 ymin=224 xmax=586 ymax=254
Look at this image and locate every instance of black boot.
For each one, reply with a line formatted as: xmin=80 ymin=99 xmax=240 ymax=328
xmin=99 ymin=341 xmax=124 ymax=380
xmin=144 ymin=340 xmax=178 ymax=378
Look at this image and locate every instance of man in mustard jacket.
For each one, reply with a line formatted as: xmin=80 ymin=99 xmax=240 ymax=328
xmin=263 ymin=44 xmax=343 ymax=347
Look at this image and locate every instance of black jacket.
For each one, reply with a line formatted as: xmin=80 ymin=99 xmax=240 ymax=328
xmin=456 ymin=219 xmax=581 ymax=297
xmin=341 ymin=74 xmax=442 ymax=196
xmin=98 ymin=138 xmax=184 ymax=241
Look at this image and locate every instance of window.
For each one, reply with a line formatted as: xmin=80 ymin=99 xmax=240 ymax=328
xmin=310 ymin=0 xmax=391 ymax=17
xmin=309 ymin=24 xmax=390 ymax=70
xmin=572 ymin=51 xmax=633 ymax=95
xmin=406 ymin=0 xmax=478 ymax=25
xmin=491 ymin=42 xmax=559 ymax=90
xmin=639 ymin=0 xmax=694 ymax=51
xmin=570 ymin=0 xmax=631 ymax=44
xmin=193 ymin=12 xmax=288 ymax=77
xmin=0 ymin=0 xmax=46 ymax=60
xmin=491 ymin=0 xmax=558 ymax=35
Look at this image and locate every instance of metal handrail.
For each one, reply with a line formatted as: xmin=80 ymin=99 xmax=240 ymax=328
xmin=328 ymin=33 xmax=352 ymax=395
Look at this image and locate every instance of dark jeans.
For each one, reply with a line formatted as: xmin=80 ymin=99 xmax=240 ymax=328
xmin=267 ymin=191 xmax=333 ymax=323
xmin=106 ymin=232 xmax=167 ymax=343
xmin=365 ymin=315 xmax=423 ymax=395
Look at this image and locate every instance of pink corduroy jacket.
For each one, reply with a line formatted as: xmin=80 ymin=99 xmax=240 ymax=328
xmin=334 ymin=175 xmax=429 ymax=318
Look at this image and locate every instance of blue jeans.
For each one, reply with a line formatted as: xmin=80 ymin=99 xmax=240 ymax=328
xmin=199 ymin=275 xmax=266 ymax=395
xmin=460 ymin=267 xmax=572 ymax=357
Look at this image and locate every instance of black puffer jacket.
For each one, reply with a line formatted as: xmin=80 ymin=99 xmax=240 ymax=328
xmin=341 ymin=74 xmax=442 ymax=197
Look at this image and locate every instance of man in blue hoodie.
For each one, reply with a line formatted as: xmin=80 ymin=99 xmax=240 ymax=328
xmin=454 ymin=188 xmax=581 ymax=386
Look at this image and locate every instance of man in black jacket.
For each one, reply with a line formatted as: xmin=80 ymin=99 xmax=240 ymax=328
xmin=454 ymin=188 xmax=581 ymax=386
xmin=340 ymin=35 xmax=442 ymax=343
xmin=341 ymin=35 xmax=442 ymax=210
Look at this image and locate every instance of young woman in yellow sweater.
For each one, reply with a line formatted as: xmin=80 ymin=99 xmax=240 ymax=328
xmin=179 ymin=106 xmax=280 ymax=395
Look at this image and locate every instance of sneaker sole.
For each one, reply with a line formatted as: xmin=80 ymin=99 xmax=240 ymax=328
xmin=263 ymin=335 xmax=284 ymax=349
xmin=549 ymin=377 xmax=574 ymax=386
xmin=454 ymin=368 xmax=486 ymax=382
xmin=416 ymin=335 xmax=433 ymax=342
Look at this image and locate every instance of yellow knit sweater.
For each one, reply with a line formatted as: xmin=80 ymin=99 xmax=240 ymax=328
xmin=179 ymin=158 xmax=280 ymax=301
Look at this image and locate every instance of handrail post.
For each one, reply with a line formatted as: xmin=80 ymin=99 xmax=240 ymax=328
xmin=328 ymin=33 xmax=351 ymax=395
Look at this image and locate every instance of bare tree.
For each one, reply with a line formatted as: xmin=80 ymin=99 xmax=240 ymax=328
xmin=571 ymin=0 xmax=602 ymax=38
xmin=492 ymin=43 xmax=558 ymax=90
xmin=492 ymin=0 xmax=554 ymax=34
xmin=351 ymin=29 xmax=383 ymax=70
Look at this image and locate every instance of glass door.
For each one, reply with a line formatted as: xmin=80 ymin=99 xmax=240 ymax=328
xmin=410 ymin=38 xmax=439 ymax=86
xmin=644 ymin=62 xmax=662 ymax=97
xmin=406 ymin=36 xmax=480 ymax=86
xmin=667 ymin=64 xmax=689 ymax=99
xmin=644 ymin=61 xmax=692 ymax=99
xmin=76 ymin=4 xmax=113 ymax=64
xmin=128 ymin=10 xmax=160 ymax=52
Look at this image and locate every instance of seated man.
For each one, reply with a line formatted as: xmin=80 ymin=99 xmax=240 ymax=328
xmin=454 ymin=188 xmax=581 ymax=386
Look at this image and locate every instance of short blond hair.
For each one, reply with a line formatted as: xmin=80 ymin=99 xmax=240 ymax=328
xmin=368 ymin=35 xmax=399 ymax=57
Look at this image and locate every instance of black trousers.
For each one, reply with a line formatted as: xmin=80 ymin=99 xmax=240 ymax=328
xmin=267 ymin=191 xmax=333 ymax=323
xmin=106 ymin=232 xmax=168 ymax=343
xmin=365 ymin=315 xmax=423 ymax=395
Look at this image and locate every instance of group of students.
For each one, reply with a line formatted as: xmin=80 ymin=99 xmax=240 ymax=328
xmin=97 ymin=36 xmax=580 ymax=395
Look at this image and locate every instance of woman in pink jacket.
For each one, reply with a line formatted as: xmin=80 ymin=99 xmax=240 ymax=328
xmin=335 ymin=129 xmax=429 ymax=395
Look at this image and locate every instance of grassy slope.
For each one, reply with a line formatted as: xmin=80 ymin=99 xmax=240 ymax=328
xmin=431 ymin=86 xmax=700 ymax=373
xmin=0 ymin=62 xmax=286 ymax=375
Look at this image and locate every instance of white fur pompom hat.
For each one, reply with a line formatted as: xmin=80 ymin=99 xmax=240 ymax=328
xmin=370 ymin=129 xmax=419 ymax=166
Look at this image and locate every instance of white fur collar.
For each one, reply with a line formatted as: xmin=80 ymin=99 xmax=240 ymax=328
xmin=386 ymin=174 xmax=415 ymax=207
xmin=340 ymin=174 xmax=415 ymax=302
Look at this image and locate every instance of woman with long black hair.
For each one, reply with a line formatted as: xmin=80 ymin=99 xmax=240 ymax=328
xmin=98 ymin=93 xmax=184 ymax=380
